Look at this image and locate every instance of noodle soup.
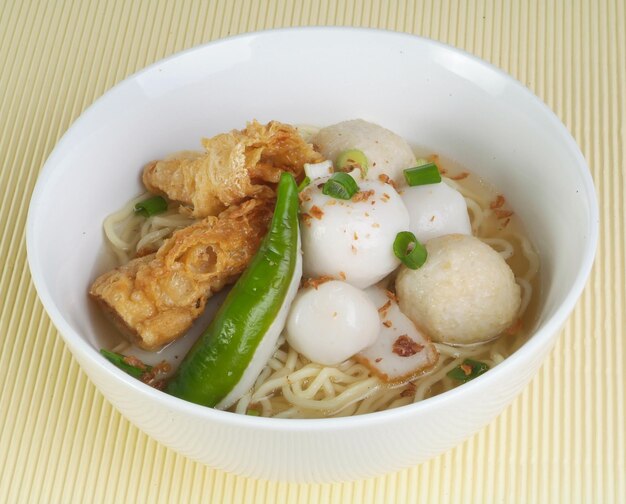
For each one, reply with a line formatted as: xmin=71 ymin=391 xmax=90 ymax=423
xmin=99 ymin=157 xmax=539 ymax=419
xmin=92 ymin=121 xmax=539 ymax=419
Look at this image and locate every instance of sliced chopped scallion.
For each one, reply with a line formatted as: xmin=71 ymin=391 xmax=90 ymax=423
xmin=393 ymin=231 xmax=427 ymax=269
xmin=447 ymin=359 xmax=489 ymax=383
xmin=134 ymin=195 xmax=168 ymax=217
xmin=336 ymin=149 xmax=368 ymax=176
xmin=100 ymin=349 xmax=151 ymax=379
xmin=403 ymin=163 xmax=442 ymax=186
xmin=298 ymin=176 xmax=311 ymax=192
xmin=322 ymin=172 xmax=359 ymax=200
xmin=246 ymin=409 xmax=261 ymax=416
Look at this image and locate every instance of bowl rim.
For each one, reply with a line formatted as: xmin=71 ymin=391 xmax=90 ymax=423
xmin=26 ymin=26 xmax=599 ymax=431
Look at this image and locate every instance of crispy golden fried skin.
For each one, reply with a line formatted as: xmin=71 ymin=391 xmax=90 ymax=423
xmin=142 ymin=120 xmax=324 ymax=218
xmin=90 ymin=199 xmax=274 ymax=350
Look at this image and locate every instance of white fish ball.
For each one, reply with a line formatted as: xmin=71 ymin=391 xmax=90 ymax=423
xmin=312 ymin=119 xmax=416 ymax=185
xmin=401 ymin=182 xmax=471 ymax=243
xmin=285 ymin=281 xmax=380 ymax=365
xmin=300 ymin=178 xmax=409 ymax=289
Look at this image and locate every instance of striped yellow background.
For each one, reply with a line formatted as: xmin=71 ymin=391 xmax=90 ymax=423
xmin=0 ymin=0 xmax=623 ymax=502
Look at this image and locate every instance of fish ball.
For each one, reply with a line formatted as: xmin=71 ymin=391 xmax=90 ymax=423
xmin=312 ymin=119 xmax=416 ymax=185
xmin=396 ymin=234 xmax=521 ymax=345
xmin=401 ymin=182 xmax=471 ymax=243
xmin=300 ymin=178 xmax=409 ymax=289
xmin=286 ymin=281 xmax=380 ymax=365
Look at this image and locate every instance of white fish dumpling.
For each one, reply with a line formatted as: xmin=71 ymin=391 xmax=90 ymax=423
xmin=299 ymin=177 xmax=409 ymax=289
xmin=285 ymin=281 xmax=380 ymax=365
xmin=400 ymin=182 xmax=471 ymax=243
xmin=312 ymin=119 xmax=416 ymax=185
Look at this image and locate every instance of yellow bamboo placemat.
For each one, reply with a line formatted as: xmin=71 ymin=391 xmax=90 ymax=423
xmin=0 ymin=1 xmax=623 ymax=502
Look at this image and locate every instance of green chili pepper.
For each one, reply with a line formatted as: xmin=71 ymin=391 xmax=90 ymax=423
xmin=166 ymin=172 xmax=302 ymax=408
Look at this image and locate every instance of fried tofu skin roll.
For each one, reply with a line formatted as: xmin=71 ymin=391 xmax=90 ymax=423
xmin=89 ymin=199 xmax=274 ymax=350
xmin=142 ymin=120 xmax=324 ymax=218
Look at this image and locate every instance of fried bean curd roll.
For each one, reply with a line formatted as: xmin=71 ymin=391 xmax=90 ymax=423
xmin=142 ymin=120 xmax=324 ymax=218
xmin=90 ymin=198 xmax=274 ymax=350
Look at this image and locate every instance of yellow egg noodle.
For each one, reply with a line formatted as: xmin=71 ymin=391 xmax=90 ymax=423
xmin=103 ymin=193 xmax=195 ymax=264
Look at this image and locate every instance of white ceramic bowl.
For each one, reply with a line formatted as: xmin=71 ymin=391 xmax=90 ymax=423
xmin=27 ymin=27 xmax=598 ymax=482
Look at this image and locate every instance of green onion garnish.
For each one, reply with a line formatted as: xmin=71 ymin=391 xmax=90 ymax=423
xmin=134 ymin=195 xmax=168 ymax=217
xmin=100 ymin=349 xmax=151 ymax=379
xmin=336 ymin=149 xmax=368 ymax=176
xmin=403 ymin=162 xmax=442 ymax=186
xmin=322 ymin=172 xmax=359 ymax=200
xmin=393 ymin=231 xmax=427 ymax=269
xmin=246 ymin=409 xmax=261 ymax=416
xmin=298 ymin=176 xmax=311 ymax=192
xmin=447 ymin=359 xmax=489 ymax=383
